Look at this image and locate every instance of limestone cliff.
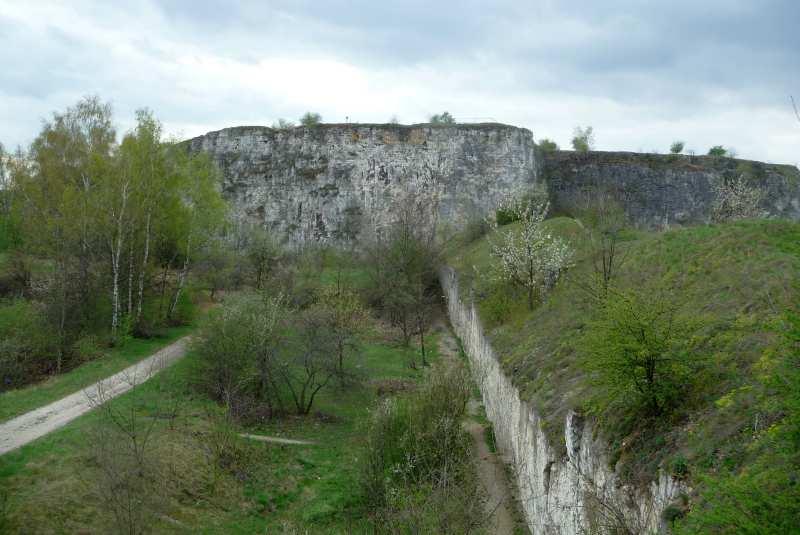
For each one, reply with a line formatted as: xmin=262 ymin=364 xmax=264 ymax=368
xmin=188 ymin=123 xmax=538 ymax=242
xmin=543 ymin=150 xmax=800 ymax=227
xmin=189 ymin=124 xmax=800 ymax=241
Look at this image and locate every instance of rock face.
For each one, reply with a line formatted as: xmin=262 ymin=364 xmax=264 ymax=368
xmin=188 ymin=124 xmax=538 ymax=242
xmin=441 ymin=267 xmax=685 ymax=534
xmin=543 ymin=150 xmax=800 ymax=227
xmin=189 ymin=125 xmax=800 ymax=241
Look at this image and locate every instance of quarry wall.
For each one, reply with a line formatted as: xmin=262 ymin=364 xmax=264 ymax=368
xmin=543 ymin=150 xmax=800 ymax=227
xmin=189 ymin=123 xmax=800 ymax=242
xmin=188 ymin=123 xmax=538 ymax=242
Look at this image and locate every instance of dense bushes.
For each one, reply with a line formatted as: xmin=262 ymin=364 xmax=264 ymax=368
xmin=359 ymin=359 xmax=483 ymax=533
xmin=0 ymin=299 xmax=57 ymax=390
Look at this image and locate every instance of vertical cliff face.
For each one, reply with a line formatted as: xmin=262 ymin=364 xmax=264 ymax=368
xmin=543 ymin=151 xmax=800 ymax=228
xmin=189 ymin=123 xmax=539 ymax=242
xmin=441 ymin=267 xmax=685 ymax=534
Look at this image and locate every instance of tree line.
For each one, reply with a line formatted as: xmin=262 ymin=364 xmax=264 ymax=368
xmin=0 ymin=96 xmax=226 ymax=387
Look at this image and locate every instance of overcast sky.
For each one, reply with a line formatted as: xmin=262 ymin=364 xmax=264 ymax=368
xmin=2 ymin=1 xmax=799 ymax=164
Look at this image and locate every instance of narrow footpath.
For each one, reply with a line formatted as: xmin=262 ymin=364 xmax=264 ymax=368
xmin=0 ymin=337 xmax=190 ymax=456
xmin=436 ymin=321 xmax=519 ymax=535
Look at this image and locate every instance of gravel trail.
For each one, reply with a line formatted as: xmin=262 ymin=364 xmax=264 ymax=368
xmin=0 ymin=337 xmax=190 ymax=456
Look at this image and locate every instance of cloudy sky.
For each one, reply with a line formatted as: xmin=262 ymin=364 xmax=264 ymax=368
xmin=2 ymin=0 xmax=799 ymax=164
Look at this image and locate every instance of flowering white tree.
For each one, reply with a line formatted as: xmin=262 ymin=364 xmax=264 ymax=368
xmin=487 ymin=189 xmax=573 ymax=309
xmin=711 ymin=174 xmax=764 ymax=223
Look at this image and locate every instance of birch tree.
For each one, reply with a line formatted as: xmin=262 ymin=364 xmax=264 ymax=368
xmin=487 ymin=189 xmax=572 ymax=309
xmin=165 ymin=147 xmax=226 ymax=320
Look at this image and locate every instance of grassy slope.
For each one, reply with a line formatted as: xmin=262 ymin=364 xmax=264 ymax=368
xmin=448 ymin=218 xmax=800 ymax=491
xmin=0 ymin=259 xmax=444 ymax=533
xmin=0 ymin=329 xmax=438 ymax=533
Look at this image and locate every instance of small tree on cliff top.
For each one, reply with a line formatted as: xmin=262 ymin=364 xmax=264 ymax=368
xmin=572 ymin=126 xmax=594 ymax=152
xmin=487 ymin=187 xmax=572 ymax=310
xmin=300 ymin=112 xmax=322 ymax=127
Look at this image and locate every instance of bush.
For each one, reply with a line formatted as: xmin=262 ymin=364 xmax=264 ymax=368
xmin=538 ymin=138 xmax=559 ymax=153
xmin=429 ymin=111 xmax=455 ymax=125
xmin=572 ymin=126 xmax=594 ymax=152
xmin=0 ymin=299 xmax=55 ymax=389
xmin=73 ymin=335 xmax=104 ymax=363
xmin=360 ymin=360 xmax=481 ymax=532
xmin=459 ymin=218 xmax=491 ymax=245
xmin=708 ymin=145 xmax=727 ymax=157
xmin=670 ymin=141 xmax=685 ymax=154
xmin=300 ymin=112 xmax=322 ymax=127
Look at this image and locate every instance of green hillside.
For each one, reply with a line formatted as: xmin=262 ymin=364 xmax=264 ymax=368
xmin=448 ymin=218 xmax=800 ymax=532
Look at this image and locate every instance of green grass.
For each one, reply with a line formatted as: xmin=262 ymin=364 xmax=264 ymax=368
xmin=0 ymin=324 xmax=193 ymax=423
xmin=0 ymin=318 xmax=441 ymax=533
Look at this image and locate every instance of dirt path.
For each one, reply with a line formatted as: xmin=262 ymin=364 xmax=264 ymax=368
xmin=0 ymin=337 xmax=190 ymax=456
xmin=436 ymin=322 xmax=517 ymax=535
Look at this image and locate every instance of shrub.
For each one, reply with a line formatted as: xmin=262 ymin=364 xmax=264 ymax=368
xmin=459 ymin=217 xmax=491 ymax=244
xmin=271 ymin=118 xmax=295 ymax=130
xmin=670 ymin=141 xmax=685 ymax=154
xmin=538 ymin=138 xmax=559 ymax=153
xmin=300 ymin=112 xmax=322 ymax=127
xmin=711 ymin=175 xmax=764 ymax=223
xmin=429 ymin=111 xmax=456 ymax=125
xmin=0 ymin=299 xmax=55 ymax=389
xmin=708 ymin=145 xmax=727 ymax=157
xmin=572 ymin=126 xmax=595 ymax=152
xmin=360 ymin=360 xmax=481 ymax=532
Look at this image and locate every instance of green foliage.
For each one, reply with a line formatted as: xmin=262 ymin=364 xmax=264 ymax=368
xmin=360 ymin=359 xmax=480 ymax=532
xmin=708 ymin=145 xmax=728 ymax=157
xmin=0 ymin=299 xmax=56 ymax=390
xmin=581 ymin=288 xmax=705 ymax=419
xmin=571 ymin=125 xmax=594 ymax=152
xmin=538 ymin=138 xmax=559 ymax=153
xmin=429 ymin=111 xmax=456 ymax=125
xmin=300 ymin=112 xmax=322 ymax=127
xmin=676 ymin=309 xmax=800 ymax=533
xmin=670 ymin=140 xmax=685 ymax=154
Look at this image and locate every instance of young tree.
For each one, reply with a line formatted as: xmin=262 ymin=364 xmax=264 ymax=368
xmin=89 ymin=372 xmax=165 ymax=534
xmin=272 ymin=118 xmax=295 ymax=130
xmin=670 ymin=141 xmax=685 ymax=154
xmin=581 ymin=289 xmax=703 ymax=417
xmin=429 ymin=111 xmax=456 ymax=125
xmin=575 ymin=190 xmax=628 ymax=302
xmin=164 ymin=148 xmax=227 ymax=321
xmin=299 ymin=112 xmax=322 ymax=127
xmin=365 ymin=187 xmax=443 ymax=363
xmin=282 ymin=305 xmax=338 ymax=415
xmin=245 ymin=226 xmax=280 ymax=289
xmin=711 ymin=174 xmax=765 ymax=223
xmin=317 ymin=285 xmax=366 ymax=381
xmin=487 ymin=189 xmax=572 ymax=310
xmin=572 ymin=126 xmax=595 ymax=152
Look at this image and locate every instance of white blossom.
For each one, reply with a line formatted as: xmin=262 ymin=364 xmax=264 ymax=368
xmin=486 ymin=188 xmax=573 ymax=308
